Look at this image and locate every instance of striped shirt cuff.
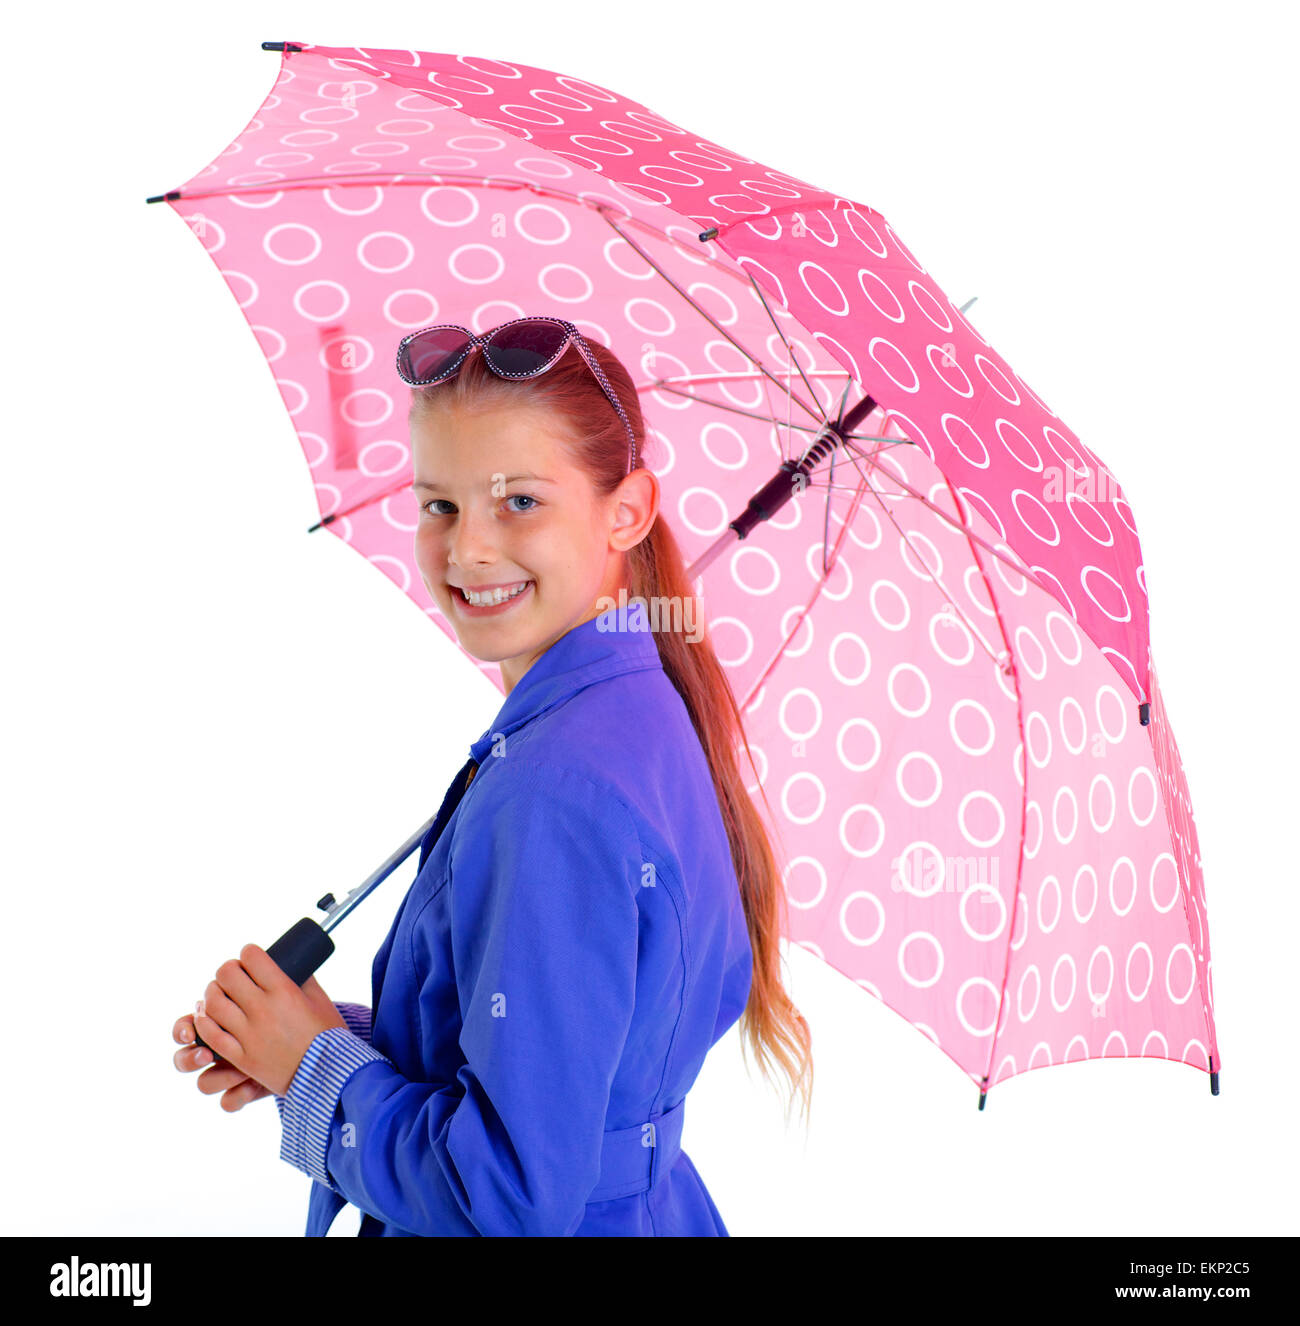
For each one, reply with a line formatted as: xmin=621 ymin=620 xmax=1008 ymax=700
xmin=334 ymin=1002 xmax=373 ymax=1042
xmin=276 ymin=1026 xmax=392 ymax=1192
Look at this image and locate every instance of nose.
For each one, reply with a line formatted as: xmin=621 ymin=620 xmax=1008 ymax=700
xmin=445 ymin=502 xmax=498 ymax=575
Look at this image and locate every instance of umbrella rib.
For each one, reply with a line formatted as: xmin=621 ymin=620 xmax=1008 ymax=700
xmin=734 ymin=507 xmax=862 ymax=714
xmin=302 ymin=438 xmax=896 ymax=533
xmin=825 ymin=437 xmax=1005 ymax=662
xmin=815 ymin=434 xmax=1054 ymax=597
xmin=599 ymin=212 xmax=827 ymax=429
xmin=646 ymin=381 xmax=889 ymax=440
xmin=859 ymin=473 xmax=1005 ymax=667
xmin=946 ymin=468 xmax=1031 ymax=1100
xmin=810 ymin=429 xmax=1035 ymax=1103
xmin=741 ymin=263 xmax=830 ymax=433
xmin=734 ymin=462 xmax=880 ymax=713
xmin=650 ymin=369 xmax=856 ymax=388
xmin=307 ymin=478 xmax=410 ymax=530
xmin=165 ymin=167 xmax=838 ymax=452
xmin=645 ymin=382 xmax=827 ymax=432
xmin=167 ymin=175 xmax=838 ymax=454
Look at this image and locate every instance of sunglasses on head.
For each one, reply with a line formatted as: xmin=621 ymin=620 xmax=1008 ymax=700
xmin=395 ymin=316 xmax=639 ymax=474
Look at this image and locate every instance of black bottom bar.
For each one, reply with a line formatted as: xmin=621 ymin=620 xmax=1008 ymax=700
xmin=12 ymin=1235 xmax=1284 ymax=1303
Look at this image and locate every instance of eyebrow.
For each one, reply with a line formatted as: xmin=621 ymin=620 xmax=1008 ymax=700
xmin=412 ymin=473 xmax=556 ymax=491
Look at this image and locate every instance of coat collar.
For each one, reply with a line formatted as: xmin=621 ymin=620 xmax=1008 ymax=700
xmin=468 ymin=597 xmax=661 ymax=764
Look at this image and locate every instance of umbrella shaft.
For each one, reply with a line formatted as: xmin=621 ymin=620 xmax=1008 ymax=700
xmin=704 ymin=393 xmax=877 ymax=558
xmin=319 ymin=811 xmax=440 ymax=934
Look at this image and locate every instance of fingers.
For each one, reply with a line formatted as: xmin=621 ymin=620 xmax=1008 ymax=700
xmin=173 ymin=1014 xmax=216 ymax=1073
xmin=236 ymin=943 xmax=290 ymax=994
xmin=173 ymin=1041 xmax=216 ymax=1073
xmin=212 ymin=954 xmax=264 ymax=1008
xmin=219 ymin=1078 xmax=271 ymax=1113
xmin=197 ymin=948 xmax=279 ymax=1053
xmin=197 ymin=979 xmax=245 ymax=1054
xmin=173 ymin=1019 xmax=269 ymax=1106
xmin=177 ymin=945 xmax=287 ymax=1088
xmin=193 ymin=1059 xmax=252 ymax=1098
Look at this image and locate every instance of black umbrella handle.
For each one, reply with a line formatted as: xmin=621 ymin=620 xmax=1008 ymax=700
xmin=192 ymin=917 xmax=336 ymax=1062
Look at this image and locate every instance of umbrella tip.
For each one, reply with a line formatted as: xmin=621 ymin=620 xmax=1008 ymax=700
xmin=978 ymin=1076 xmax=988 ymax=1110
xmin=261 ymin=41 xmax=303 ymax=52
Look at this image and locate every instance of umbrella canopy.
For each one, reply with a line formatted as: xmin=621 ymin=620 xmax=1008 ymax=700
xmin=147 ymin=39 xmax=1218 ymax=1104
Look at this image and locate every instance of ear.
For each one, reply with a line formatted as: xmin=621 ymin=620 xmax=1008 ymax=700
xmin=610 ymin=467 xmax=658 ymax=552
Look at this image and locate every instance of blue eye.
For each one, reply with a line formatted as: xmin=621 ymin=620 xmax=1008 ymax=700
xmin=420 ymin=494 xmax=538 ymax=516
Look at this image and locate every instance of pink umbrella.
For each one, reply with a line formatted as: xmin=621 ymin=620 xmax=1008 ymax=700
xmin=147 ymin=39 xmax=1218 ymax=1107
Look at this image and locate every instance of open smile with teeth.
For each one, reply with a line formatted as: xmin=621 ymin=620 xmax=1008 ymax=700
xmin=456 ymin=580 xmax=533 ymax=607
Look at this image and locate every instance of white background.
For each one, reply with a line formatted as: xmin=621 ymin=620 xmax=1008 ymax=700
xmin=4 ymin=0 xmax=1295 ymax=1238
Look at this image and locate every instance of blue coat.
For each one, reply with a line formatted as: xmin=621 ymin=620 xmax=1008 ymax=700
xmin=274 ymin=597 xmax=754 ymax=1235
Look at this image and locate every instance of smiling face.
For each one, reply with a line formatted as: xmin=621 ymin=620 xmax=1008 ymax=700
xmin=411 ymin=400 xmax=658 ymax=693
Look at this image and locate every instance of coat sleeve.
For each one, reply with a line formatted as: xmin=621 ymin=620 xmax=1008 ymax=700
xmin=283 ymin=760 xmax=642 ymax=1235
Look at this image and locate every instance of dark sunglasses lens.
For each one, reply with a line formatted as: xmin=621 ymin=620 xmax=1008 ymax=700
xmin=485 ymin=320 xmax=569 ymax=376
xmin=400 ymin=328 xmax=472 ymax=382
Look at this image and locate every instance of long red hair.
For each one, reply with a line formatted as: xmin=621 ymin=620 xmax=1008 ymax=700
xmin=409 ymin=337 xmax=814 ymax=1126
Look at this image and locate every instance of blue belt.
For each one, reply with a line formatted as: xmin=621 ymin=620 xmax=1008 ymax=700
xmin=588 ymin=1098 xmax=685 ymax=1202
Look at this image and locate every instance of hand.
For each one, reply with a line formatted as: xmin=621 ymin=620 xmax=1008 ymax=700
xmin=172 ymin=971 xmax=343 ymax=1110
xmin=191 ymin=947 xmax=347 ymax=1098
xmin=173 ymin=1012 xmax=272 ymax=1112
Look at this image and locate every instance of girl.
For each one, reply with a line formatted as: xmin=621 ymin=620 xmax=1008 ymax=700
xmin=172 ymin=316 xmax=812 ymax=1236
